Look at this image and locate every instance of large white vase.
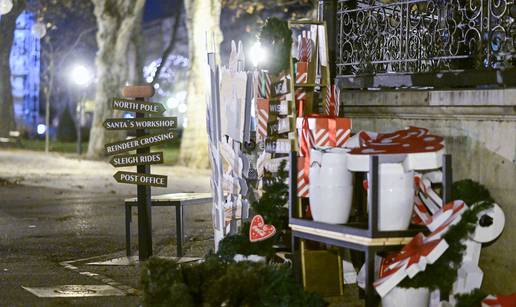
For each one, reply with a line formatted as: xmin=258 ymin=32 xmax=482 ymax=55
xmin=309 ymin=148 xmax=353 ymax=224
xmin=369 ymin=163 xmax=415 ymax=231
xmin=382 ymin=287 xmax=430 ymax=307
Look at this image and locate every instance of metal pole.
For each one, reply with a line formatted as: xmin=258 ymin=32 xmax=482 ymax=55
xmin=45 ymin=90 xmax=50 ymax=153
xmin=76 ymin=96 xmax=82 ymax=155
xmin=136 ymin=97 xmax=153 ymax=260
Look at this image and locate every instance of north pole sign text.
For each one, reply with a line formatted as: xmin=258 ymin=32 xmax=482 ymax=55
xmin=111 ymin=97 xmax=165 ymax=114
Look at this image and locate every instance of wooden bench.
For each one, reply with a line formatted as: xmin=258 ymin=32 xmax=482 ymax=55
xmin=124 ymin=192 xmax=212 ymax=257
xmin=0 ymin=131 xmax=22 ymax=147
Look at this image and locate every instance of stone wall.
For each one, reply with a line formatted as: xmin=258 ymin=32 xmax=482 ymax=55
xmin=341 ymin=88 xmax=516 ymax=294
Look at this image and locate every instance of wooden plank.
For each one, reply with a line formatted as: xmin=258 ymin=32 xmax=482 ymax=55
xmin=289 ymin=224 xmax=413 ymax=246
xmin=111 ymin=98 xmax=165 ymax=114
xmin=122 ymin=85 xmax=155 ymax=98
xmin=104 ymin=131 xmax=175 ymax=155
xmin=103 ymin=117 xmax=177 ymax=130
xmin=113 ymin=171 xmax=167 ymax=187
xmin=109 ymin=152 xmax=164 ymax=167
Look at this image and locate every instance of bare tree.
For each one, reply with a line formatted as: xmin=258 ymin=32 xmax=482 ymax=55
xmin=179 ymin=0 xmax=223 ymax=168
xmin=0 ymin=0 xmax=26 ymax=137
xmin=87 ymin=0 xmax=146 ymax=158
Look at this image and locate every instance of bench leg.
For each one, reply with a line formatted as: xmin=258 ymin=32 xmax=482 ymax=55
xmin=176 ymin=205 xmax=184 ymax=257
xmin=125 ymin=204 xmax=132 ymax=257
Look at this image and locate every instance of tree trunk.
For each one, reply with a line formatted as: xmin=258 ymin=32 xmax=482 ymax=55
xmin=87 ymin=0 xmax=146 ymax=159
xmin=0 ymin=0 xmax=25 ymax=137
xmin=180 ymin=0 xmax=222 ymax=168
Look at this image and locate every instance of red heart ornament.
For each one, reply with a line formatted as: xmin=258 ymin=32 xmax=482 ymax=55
xmin=249 ymin=215 xmax=276 ymax=242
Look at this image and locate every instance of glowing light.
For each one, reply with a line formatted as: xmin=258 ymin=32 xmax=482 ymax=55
xmin=178 ymin=103 xmax=187 ymax=114
xmin=37 ymin=124 xmax=46 ymax=135
xmin=153 ymin=83 xmax=159 ymax=89
xmin=0 ymin=0 xmax=13 ymax=16
xmin=167 ymin=97 xmax=179 ymax=109
xmin=249 ymin=41 xmax=267 ymax=67
xmin=71 ymin=65 xmax=93 ymax=87
xmin=145 ymin=76 xmax=153 ymax=83
xmin=183 ymin=117 xmax=188 ymax=128
xmin=31 ymin=22 xmax=46 ymax=38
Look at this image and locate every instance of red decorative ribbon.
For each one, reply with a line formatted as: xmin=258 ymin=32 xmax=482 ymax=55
xmin=351 ymin=126 xmax=444 ymax=155
xmin=379 ymin=233 xmax=444 ymax=278
xmin=299 ymin=115 xmax=339 ymax=197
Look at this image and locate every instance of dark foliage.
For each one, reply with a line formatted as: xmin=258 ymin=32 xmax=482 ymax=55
xmin=217 ymin=161 xmax=289 ymax=260
xmin=141 ymin=256 xmax=326 ymax=307
xmin=399 ymin=179 xmax=496 ymax=296
xmin=56 ymin=105 xmax=77 ymax=142
xmin=455 ymin=289 xmax=487 ymax=307
xmin=452 ymin=179 xmax=494 ymax=207
xmin=259 ymin=17 xmax=292 ymax=75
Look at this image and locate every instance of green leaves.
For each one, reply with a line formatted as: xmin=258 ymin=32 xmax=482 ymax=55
xmin=141 ymin=256 xmax=326 ymax=307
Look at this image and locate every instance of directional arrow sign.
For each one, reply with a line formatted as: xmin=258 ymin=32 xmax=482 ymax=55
xmin=105 ymin=131 xmax=175 ymax=155
xmin=111 ymin=97 xmax=165 ymax=114
xmin=103 ymin=117 xmax=177 ymax=130
xmin=110 ymin=152 xmax=164 ymax=167
xmin=113 ymin=171 xmax=167 ymax=187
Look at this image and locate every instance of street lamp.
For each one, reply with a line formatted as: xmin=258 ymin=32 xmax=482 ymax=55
xmin=70 ymin=64 xmax=93 ymax=155
xmin=0 ymin=0 xmax=13 ymax=16
xmin=249 ymin=41 xmax=267 ymax=68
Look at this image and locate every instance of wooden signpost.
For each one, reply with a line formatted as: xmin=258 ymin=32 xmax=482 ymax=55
xmin=113 ymin=171 xmax=168 ymax=187
xmin=103 ymin=117 xmax=176 ymax=130
xmin=111 ymin=97 xmax=166 ymax=114
xmin=104 ymin=85 xmax=176 ymax=261
xmin=104 ymin=131 xmax=175 ymax=155
xmin=110 ymin=152 xmax=164 ymax=167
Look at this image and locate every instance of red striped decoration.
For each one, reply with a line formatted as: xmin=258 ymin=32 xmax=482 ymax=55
xmin=297 ymin=157 xmax=309 ymax=197
xmin=256 ymin=98 xmax=269 ymax=142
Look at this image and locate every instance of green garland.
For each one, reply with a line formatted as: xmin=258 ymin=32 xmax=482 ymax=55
xmin=399 ymin=179 xmax=496 ymax=296
xmin=258 ymin=17 xmax=292 ymax=75
xmin=141 ymin=256 xmax=326 ymax=307
xmin=218 ymin=161 xmax=289 ymax=260
xmin=454 ymin=289 xmax=487 ymax=307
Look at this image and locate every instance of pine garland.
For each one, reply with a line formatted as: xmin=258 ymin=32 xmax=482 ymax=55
xmin=399 ymin=179 xmax=496 ymax=296
xmin=454 ymin=289 xmax=487 ymax=307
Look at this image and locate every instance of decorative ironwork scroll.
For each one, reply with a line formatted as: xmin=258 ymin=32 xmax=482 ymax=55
xmin=336 ymin=0 xmax=515 ymax=76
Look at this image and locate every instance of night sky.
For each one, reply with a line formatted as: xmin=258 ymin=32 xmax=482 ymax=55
xmin=143 ymin=0 xmax=180 ymax=22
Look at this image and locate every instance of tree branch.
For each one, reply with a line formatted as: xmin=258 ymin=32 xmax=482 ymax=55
xmin=151 ymin=1 xmax=183 ymax=85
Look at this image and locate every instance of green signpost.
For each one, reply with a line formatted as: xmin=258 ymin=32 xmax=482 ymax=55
xmin=104 ymin=87 xmax=176 ymax=261
xmin=110 ymin=152 xmax=164 ymax=167
xmin=111 ymin=97 xmax=166 ymax=114
xmin=104 ymin=131 xmax=175 ymax=155
xmin=103 ymin=117 xmax=177 ymax=130
xmin=113 ymin=171 xmax=167 ymax=188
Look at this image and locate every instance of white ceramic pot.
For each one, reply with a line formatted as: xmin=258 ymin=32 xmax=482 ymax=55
xmin=309 ymin=148 xmax=353 ymax=224
xmin=382 ymin=287 xmax=430 ymax=307
xmin=368 ymin=163 xmax=415 ymax=231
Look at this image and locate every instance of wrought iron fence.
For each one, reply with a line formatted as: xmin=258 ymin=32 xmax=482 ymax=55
xmin=336 ymin=0 xmax=516 ymax=76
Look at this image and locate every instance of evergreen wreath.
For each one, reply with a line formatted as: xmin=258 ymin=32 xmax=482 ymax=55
xmin=258 ymin=17 xmax=292 ymax=75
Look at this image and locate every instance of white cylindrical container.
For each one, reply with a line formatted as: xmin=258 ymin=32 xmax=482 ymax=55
xmin=369 ymin=163 xmax=415 ymax=231
xmin=382 ymin=287 xmax=430 ymax=307
xmin=309 ymin=148 xmax=353 ymax=224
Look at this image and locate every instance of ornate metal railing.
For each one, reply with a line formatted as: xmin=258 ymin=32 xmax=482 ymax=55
xmin=336 ymin=0 xmax=516 ymax=77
